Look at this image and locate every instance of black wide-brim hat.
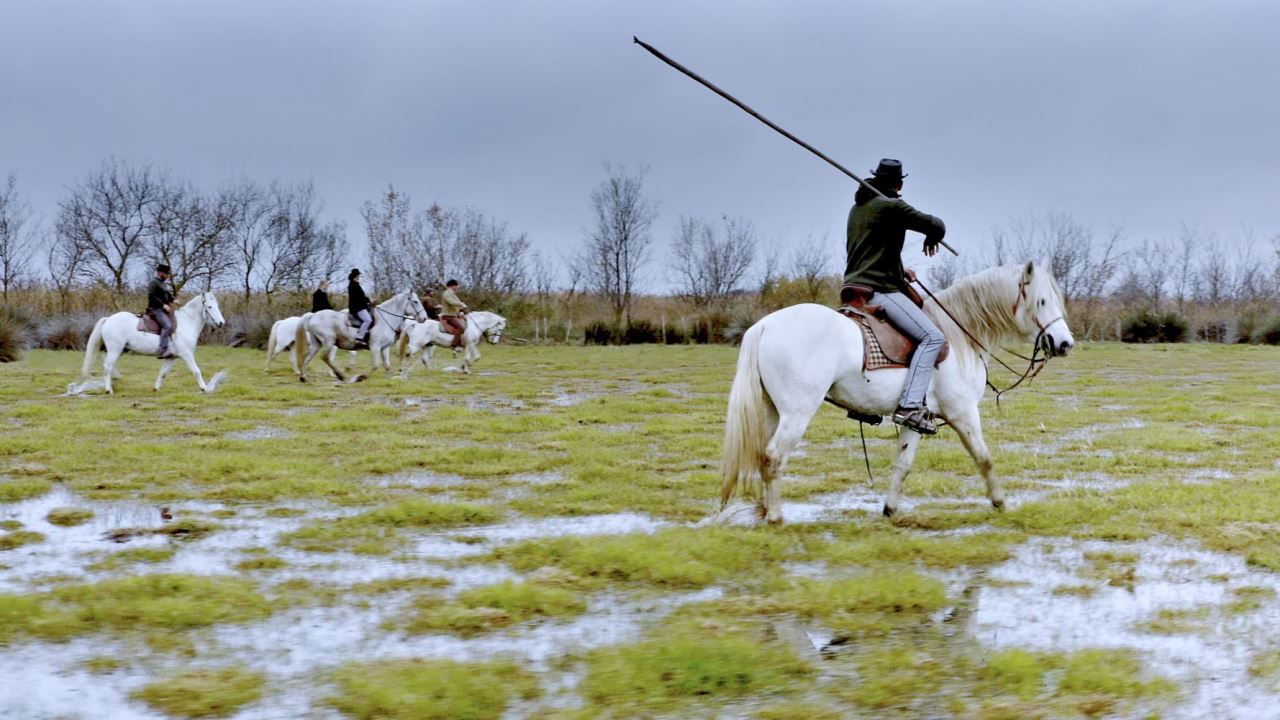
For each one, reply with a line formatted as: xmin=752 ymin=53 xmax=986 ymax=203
xmin=870 ymin=158 xmax=907 ymax=180
xmin=156 ymin=263 xmax=171 ymax=274
xmin=348 ymin=268 xmax=361 ymax=280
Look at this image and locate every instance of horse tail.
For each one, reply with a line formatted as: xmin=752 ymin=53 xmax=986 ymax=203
xmin=397 ymin=321 xmax=413 ymax=362
xmin=293 ymin=313 xmax=312 ymax=374
xmin=81 ymin=317 xmax=107 ymax=379
xmin=265 ymin=320 xmax=280 ymax=370
xmin=719 ymin=322 xmax=769 ymax=509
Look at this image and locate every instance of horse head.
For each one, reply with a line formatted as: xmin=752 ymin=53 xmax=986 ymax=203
xmin=404 ymin=289 xmax=428 ymax=322
xmin=478 ymin=312 xmax=507 ymax=344
xmin=1013 ymin=261 xmax=1073 ymax=357
xmin=204 ymin=292 xmax=226 ymax=328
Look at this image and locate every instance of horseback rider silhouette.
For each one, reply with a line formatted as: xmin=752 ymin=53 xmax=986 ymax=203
xmin=147 ymin=264 xmax=176 ymax=359
xmin=844 ymin=159 xmax=947 ymax=435
xmin=440 ymin=279 xmax=468 ymax=350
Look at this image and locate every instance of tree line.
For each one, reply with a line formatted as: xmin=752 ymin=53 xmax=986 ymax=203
xmin=4 ymin=160 xmax=1279 ymax=344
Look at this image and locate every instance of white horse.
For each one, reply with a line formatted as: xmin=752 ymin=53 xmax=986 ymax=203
xmin=718 ymin=262 xmax=1074 ymax=523
xmin=264 ymin=316 xmax=303 ymax=371
xmin=293 ymin=289 xmax=427 ymax=382
xmin=80 ymin=292 xmax=227 ymax=394
xmin=396 ymin=311 xmax=507 ymax=376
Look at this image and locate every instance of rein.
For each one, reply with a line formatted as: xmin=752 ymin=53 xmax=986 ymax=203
xmin=911 ymin=278 xmax=1057 ymax=405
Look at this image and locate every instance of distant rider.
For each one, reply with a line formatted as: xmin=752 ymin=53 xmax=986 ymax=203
xmin=348 ymin=268 xmax=372 ymax=344
xmin=311 ymin=279 xmax=332 ymax=312
xmin=844 ymin=159 xmax=947 ymax=435
xmin=440 ymin=279 xmax=469 ymax=349
xmin=147 ymin=263 xmax=176 ymax=359
xmin=421 ymin=287 xmax=442 ymax=321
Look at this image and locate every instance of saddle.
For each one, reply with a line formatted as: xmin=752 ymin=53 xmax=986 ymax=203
xmin=347 ymin=309 xmax=378 ymax=330
xmin=838 ymin=284 xmax=949 ymax=372
xmin=137 ymin=309 xmax=177 ymax=335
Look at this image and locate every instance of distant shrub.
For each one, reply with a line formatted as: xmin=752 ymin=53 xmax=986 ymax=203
xmin=663 ymin=324 xmax=686 ymax=345
xmin=37 ymin=314 xmax=94 ymax=350
xmin=1120 ymin=310 xmax=1187 ymax=344
xmin=0 ymin=309 xmax=22 ymax=362
xmin=1235 ymin=313 xmax=1264 ymax=344
xmin=1255 ymin=316 xmax=1280 ymax=345
xmin=583 ymin=322 xmax=617 ymax=346
xmin=623 ymin=320 xmax=661 ymax=345
xmin=1195 ymin=321 xmax=1229 ymax=343
xmin=224 ymin=312 xmax=275 ymax=349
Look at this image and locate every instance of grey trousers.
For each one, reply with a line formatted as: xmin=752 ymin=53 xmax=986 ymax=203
xmin=355 ymin=309 xmax=372 ymax=339
xmin=871 ymin=291 xmax=945 ymax=410
xmin=149 ymin=308 xmax=173 ymax=355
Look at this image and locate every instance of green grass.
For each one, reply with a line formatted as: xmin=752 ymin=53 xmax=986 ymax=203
xmin=327 ymin=659 xmax=540 ymax=720
xmin=45 ymin=507 xmax=94 ymax=526
xmin=282 ymin=499 xmax=497 ymax=554
xmin=403 ymin=580 xmax=587 ymax=635
xmin=0 ymin=574 xmax=272 ymax=643
xmin=580 ymin=619 xmax=814 ymax=712
xmin=130 ymin=666 xmax=267 ymax=718
xmin=0 ymin=529 xmax=44 ymax=551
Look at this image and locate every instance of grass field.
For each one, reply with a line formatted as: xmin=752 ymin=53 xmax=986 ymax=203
xmin=1 ymin=341 xmax=1279 ymax=718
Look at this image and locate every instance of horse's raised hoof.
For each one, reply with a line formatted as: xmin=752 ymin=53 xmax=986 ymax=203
xmin=298 ymin=376 xmax=307 ymax=383
xmin=882 ymin=504 xmax=896 ymax=518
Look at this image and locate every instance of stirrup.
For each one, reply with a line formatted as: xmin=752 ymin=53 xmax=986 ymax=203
xmin=892 ymin=407 xmax=937 ymax=435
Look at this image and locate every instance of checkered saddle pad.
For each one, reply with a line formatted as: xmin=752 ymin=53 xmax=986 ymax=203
xmin=837 ymin=306 xmax=949 ymax=372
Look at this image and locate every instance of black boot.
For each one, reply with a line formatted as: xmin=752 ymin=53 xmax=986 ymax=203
xmin=892 ymin=406 xmax=937 ymax=435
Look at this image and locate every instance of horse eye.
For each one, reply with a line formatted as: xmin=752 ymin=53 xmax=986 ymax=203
xmin=1039 ymin=299 xmax=1045 ymax=306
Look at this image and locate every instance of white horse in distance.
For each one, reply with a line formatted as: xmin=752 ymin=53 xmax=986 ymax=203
xmin=80 ymin=292 xmax=227 ymax=394
xmin=718 ymin=262 xmax=1074 ymax=523
xmin=265 ymin=316 xmax=303 ymax=371
xmin=292 ymin=289 xmax=427 ymax=382
xmin=396 ymin=311 xmax=507 ymax=376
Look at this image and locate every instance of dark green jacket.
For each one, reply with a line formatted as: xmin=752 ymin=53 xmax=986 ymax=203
xmin=844 ymin=188 xmax=946 ymax=293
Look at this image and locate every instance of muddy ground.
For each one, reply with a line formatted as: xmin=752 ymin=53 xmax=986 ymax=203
xmin=1 ymin=342 xmax=1278 ymax=718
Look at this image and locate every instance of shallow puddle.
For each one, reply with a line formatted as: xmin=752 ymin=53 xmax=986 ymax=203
xmin=972 ymin=537 xmax=1280 ymax=719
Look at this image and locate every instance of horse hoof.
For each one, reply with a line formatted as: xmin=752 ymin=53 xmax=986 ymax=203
xmin=882 ymin=504 xmax=896 ymax=518
xmin=298 ymin=376 xmax=307 ymax=383
xmin=991 ymin=498 xmax=1005 ymax=511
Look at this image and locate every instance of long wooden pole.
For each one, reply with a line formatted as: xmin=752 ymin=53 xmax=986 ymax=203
xmin=633 ymin=36 xmax=958 ymax=257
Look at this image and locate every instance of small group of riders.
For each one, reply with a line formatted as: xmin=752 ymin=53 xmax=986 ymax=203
xmin=145 ymin=156 xmax=941 ymax=426
xmin=311 ymin=269 xmax=470 ymax=349
xmin=146 ymin=264 xmax=472 ymax=358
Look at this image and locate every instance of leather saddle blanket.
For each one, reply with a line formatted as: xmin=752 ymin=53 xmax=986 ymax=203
xmin=136 ymin=309 xmax=177 ymax=335
xmin=838 ymin=284 xmax=949 ymax=372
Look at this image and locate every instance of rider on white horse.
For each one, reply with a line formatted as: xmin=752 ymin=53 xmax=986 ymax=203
xmin=348 ymin=268 xmax=372 ymax=346
xmin=845 ymin=158 xmax=947 ymax=435
xmin=146 ymin=263 xmax=176 ymax=359
xmin=440 ymin=279 xmax=468 ymax=350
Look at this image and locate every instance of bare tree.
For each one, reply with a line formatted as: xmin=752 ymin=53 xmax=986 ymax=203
xmin=362 ymin=185 xmax=420 ymax=294
xmin=56 ymin=159 xmax=165 ymax=294
xmin=223 ymin=178 xmax=273 ymax=300
xmin=670 ymin=214 xmax=757 ymax=307
xmin=146 ymin=181 xmax=236 ymax=293
xmin=46 ymin=232 xmax=87 ymax=312
xmin=0 ymin=174 xmax=36 ymax=300
xmin=578 ymin=165 xmax=658 ymax=326
xmin=925 ymin=255 xmax=964 ymax=290
xmin=789 ymin=234 xmax=833 ymax=302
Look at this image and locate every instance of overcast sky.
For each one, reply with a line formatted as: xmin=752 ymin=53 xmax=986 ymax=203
xmin=3 ymin=0 xmax=1278 ymax=286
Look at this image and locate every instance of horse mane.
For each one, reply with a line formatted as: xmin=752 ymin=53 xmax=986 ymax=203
xmin=927 ymin=265 xmax=1023 ymax=347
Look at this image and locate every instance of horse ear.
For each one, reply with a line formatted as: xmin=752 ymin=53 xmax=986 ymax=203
xmin=1023 ymin=260 xmax=1035 ymax=280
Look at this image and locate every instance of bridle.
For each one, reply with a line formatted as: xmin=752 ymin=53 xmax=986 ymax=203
xmin=199 ymin=294 xmax=221 ymax=327
xmin=913 ymin=276 xmax=1063 ymax=406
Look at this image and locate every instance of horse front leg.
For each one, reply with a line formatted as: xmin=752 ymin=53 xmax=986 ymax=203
xmin=154 ymin=358 xmax=177 ymax=391
xmin=883 ymin=429 xmax=923 ymax=517
xmin=945 ymin=405 xmax=1004 ymax=510
xmin=178 ymin=351 xmax=208 ymax=392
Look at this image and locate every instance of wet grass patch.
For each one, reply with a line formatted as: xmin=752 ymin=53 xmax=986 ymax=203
xmin=282 ymin=499 xmax=497 ymax=555
xmin=131 ymin=665 xmax=267 ymax=718
xmin=45 ymin=506 xmax=94 ymax=526
xmin=402 ymin=579 xmax=587 ymax=636
xmin=0 ymin=574 xmax=271 ymax=643
xmin=580 ymin=618 xmax=814 ymax=713
xmin=327 ymin=659 xmax=540 ymax=720
xmin=0 ymin=529 xmax=44 ymax=550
